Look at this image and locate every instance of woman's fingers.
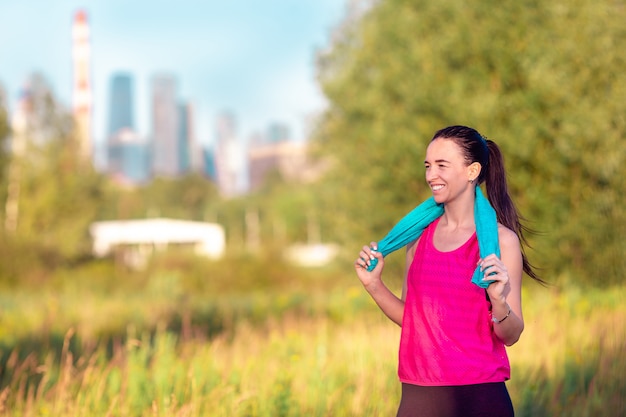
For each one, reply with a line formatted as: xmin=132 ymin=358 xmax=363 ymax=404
xmin=480 ymin=255 xmax=509 ymax=283
xmin=355 ymin=242 xmax=381 ymax=271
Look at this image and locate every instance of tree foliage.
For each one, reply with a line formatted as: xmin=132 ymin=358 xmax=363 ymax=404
xmin=100 ymin=173 xmax=220 ymax=221
xmin=11 ymin=103 xmax=104 ymax=261
xmin=0 ymin=78 xmax=107 ymax=282
xmin=313 ymin=0 xmax=626 ymax=285
xmin=0 ymin=86 xmax=11 ymax=205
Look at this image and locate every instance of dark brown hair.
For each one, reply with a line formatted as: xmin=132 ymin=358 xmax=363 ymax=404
xmin=432 ymin=125 xmax=543 ymax=283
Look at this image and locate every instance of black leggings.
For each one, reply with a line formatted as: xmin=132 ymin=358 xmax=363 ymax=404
xmin=396 ymin=382 xmax=514 ymax=417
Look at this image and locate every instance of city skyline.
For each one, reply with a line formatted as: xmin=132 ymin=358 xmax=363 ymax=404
xmin=0 ymin=0 xmax=348 ymax=154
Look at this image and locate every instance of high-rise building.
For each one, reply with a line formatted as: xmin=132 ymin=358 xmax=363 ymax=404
xmin=108 ymin=73 xmax=134 ymax=137
xmin=71 ymin=9 xmax=93 ymax=162
xmin=247 ymin=122 xmax=326 ymax=191
xmin=108 ymin=128 xmax=150 ymax=186
xmin=151 ymin=74 xmax=179 ymax=177
xmin=214 ymin=112 xmax=246 ymax=197
xmin=106 ymin=72 xmax=149 ymax=184
xmin=202 ymin=147 xmax=217 ymax=181
xmin=267 ymin=122 xmax=290 ymax=143
xmin=248 ymin=138 xmax=307 ymax=191
xmin=177 ymin=102 xmax=193 ymax=174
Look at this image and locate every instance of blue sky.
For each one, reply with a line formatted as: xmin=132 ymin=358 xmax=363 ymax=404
xmin=0 ymin=0 xmax=347 ymax=151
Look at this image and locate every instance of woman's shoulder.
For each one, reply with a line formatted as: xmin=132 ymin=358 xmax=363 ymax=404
xmin=497 ymin=223 xmax=521 ymax=251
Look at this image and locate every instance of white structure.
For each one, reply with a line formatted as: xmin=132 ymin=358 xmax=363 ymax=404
xmin=284 ymin=243 xmax=340 ymax=267
xmin=90 ymin=218 xmax=225 ymax=267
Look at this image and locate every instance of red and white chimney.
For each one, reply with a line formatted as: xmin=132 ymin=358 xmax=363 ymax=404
xmin=72 ymin=9 xmax=93 ymax=161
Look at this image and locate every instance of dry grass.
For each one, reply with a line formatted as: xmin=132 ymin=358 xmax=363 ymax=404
xmin=0 ymin=284 xmax=624 ymax=416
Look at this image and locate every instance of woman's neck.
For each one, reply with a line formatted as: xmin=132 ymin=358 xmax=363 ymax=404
xmin=441 ymin=188 xmax=476 ymax=229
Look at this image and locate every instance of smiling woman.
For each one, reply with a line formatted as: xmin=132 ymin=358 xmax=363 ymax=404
xmin=354 ymin=125 xmax=544 ymax=417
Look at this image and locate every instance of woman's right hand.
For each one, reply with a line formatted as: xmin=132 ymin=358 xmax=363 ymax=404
xmin=354 ymin=241 xmax=405 ymax=327
xmin=354 ymin=242 xmax=385 ymax=291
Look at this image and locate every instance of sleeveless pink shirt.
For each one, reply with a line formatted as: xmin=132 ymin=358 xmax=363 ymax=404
xmin=398 ymin=218 xmax=510 ymax=386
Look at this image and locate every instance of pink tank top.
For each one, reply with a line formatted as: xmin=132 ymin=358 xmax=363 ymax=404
xmin=398 ymin=218 xmax=510 ymax=386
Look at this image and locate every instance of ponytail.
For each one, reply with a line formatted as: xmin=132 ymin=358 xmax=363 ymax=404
xmin=484 ymin=140 xmax=544 ymax=284
xmin=484 ymin=140 xmax=517 ymax=232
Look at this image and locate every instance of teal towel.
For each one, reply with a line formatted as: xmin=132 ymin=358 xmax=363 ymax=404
xmin=366 ymin=187 xmax=500 ymax=288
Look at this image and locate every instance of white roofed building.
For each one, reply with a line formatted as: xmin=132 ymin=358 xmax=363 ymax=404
xmin=90 ymin=218 xmax=225 ymax=268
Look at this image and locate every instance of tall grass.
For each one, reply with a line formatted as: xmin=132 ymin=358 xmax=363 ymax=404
xmin=509 ymin=285 xmax=626 ymax=417
xmin=0 ymin=266 xmax=624 ymax=416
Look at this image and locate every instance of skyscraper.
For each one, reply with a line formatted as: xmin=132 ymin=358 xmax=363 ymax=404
xmin=151 ymin=74 xmax=179 ymax=177
xmin=247 ymin=130 xmax=308 ymax=191
xmin=214 ymin=111 xmax=246 ymax=197
xmin=108 ymin=73 xmax=134 ymax=137
xmin=71 ymin=9 xmax=93 ymax=162
xmin=202 ymin=147 xmax=217 ymax=180
xmin=106 ymin=72 xmax=149 ymax=184
xmin=177 ymin=102 xmax=193 ymax=174
xmin=267 ymin=122 xmax=290 ymax=143
xmin=108 ymin=128 xmax=150 ymax=185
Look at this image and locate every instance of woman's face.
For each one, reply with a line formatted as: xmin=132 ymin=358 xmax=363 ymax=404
xmin=424 ymin=138 xmax=475 ymax=204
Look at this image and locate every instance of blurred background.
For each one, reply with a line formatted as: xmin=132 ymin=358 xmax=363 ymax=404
xmin=0 ymin=0 xmax=346 ymax=188
xmin=0 ymin=0 xmax=624 ymax=416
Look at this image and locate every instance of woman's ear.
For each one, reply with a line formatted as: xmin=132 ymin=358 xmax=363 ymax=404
xmin=468 ymin=162 xmax=482 ymax=182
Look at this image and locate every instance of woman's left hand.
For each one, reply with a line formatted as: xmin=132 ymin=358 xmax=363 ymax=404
xmin=479 ymin=253 xmax=511 ymax=304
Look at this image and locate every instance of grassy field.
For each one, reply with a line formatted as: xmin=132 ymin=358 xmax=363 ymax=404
xmin=0 ymin=261 xmax=624 ymax=416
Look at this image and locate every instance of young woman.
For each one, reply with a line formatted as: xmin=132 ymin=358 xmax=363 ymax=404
xmin=354 ymin=125 xmax=542 ymax=417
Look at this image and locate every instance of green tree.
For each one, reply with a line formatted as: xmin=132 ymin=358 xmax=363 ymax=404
xmin=314 ymin=0 xmax=626 ymax=285
xmin=0 ymin=85 xmax=11 ymax=214
xmin=140 ymin=174 xmax=219 ymax=221
xmin=1 ymin=75 xmax=106 ymax=275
